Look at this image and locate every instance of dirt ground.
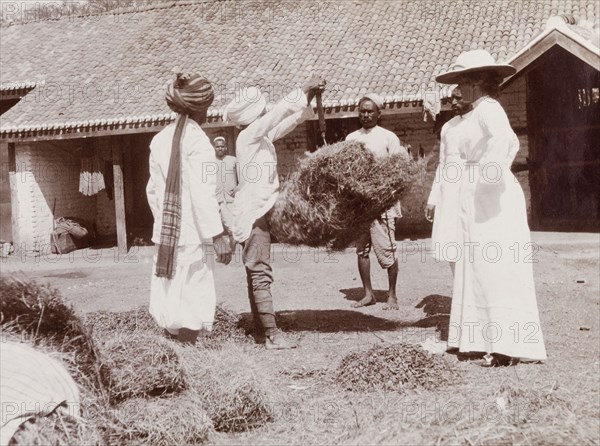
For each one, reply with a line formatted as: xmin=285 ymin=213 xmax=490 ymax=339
xmin=2 ymin=232 xmax=599 ymax=445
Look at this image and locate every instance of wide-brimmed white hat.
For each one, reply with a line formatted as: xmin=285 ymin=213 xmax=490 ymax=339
xmin=436 ymin=49 xmax=516 ymax=84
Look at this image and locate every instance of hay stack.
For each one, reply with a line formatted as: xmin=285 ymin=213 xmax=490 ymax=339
xmin=100 ymin=333 xmax=186 ymax=401
xmin=86 ymin=305 xmax=252 ymax=349
xmin=180 ymin=345 xmax=274 ymax=432
xmin=202 ymin=305 xmax=253 ymax=349
xmin=268 ymin=140 xmax=423 ymax=249
xmin=84 ymin=307 xmax=161 ymax=341
xmin=336 ymin=343 xmax=458 ymax=393
xmin=0 ymin=277 xmax=103 ymax=386
xmin=9 ymin=411 xmax=106 ymax=446
xmin=106 ymin=394 xmax=213 ymax=445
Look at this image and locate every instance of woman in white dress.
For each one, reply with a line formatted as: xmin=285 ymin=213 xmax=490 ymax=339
xmin=435 ymin=50 xmax=547 ymax=365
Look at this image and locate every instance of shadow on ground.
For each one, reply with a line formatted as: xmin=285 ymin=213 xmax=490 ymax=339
xmin=413 ymin=294 xmax=451 ymax=341
xmin=339 ymin=287 xmax=389 ymax=303
xmin=239 ymin=295 xmax=453 ymax=338
xmin=240 ymin=309 xmax=408 ymax=333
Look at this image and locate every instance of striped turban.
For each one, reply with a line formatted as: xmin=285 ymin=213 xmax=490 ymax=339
xmin=165 ymin=73 xmax=214 ymax=115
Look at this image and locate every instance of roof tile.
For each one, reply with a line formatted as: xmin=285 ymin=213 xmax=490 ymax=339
xmin=0 ymin=0 xmax=598 ymax=135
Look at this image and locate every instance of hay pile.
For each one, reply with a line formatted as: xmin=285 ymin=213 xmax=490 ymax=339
xmin=336 ymin=343 xmax=458 ymax=393
xmin=84 ymin=307 xmax=161 ymax=339
xmin=2 ymin=278 xmax=271 ymax=445
xmin=100 ymin=333 xmax=187 ymax=401
xmin=9 ymin=410 xmax=106 ymax=446
xmin=269 ymin=140 xmax=423 ymax=249
xmin=203 ymin=305 xmax=254 ymax=348
xmin=181 ymin=345 xmax=274 ymax=432
xmin=0 ymin=277 xmax=104 ymax=386
xmin=85 ymin=305 xmax=252 ymax=349
xmin=106 ymin=394 xmax=213 ymax=445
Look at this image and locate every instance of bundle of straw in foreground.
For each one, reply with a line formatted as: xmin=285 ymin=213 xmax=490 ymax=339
xmin=180 ymin=345 xmax=274 ymax=432
xmin=106 ymin=394 xmax=214 ymax=445
xmin=100 ymin=332 xmax=187 ymax=401
xmin=0 ymin=277 xmax=104 ymax=386
xmin=269 ymin=140 xmax=423 ymax=250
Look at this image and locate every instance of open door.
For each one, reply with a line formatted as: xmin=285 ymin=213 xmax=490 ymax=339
xmin=528 ymin=46 xmax=600 ymax=231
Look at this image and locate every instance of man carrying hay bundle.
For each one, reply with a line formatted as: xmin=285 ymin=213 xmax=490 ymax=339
xmin=223 ymin=75 xmax=326 ymax=350
xmin=345 ymin=93 xmax=409 ymax=310
xmin=146 ymin=72 xmax=232 ymax=344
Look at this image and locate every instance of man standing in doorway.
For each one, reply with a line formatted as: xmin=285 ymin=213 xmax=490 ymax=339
xmin=346 ymin=93 xmax=409 ymax=310
xmin=213 ymin=136 xmax=237 ymax=239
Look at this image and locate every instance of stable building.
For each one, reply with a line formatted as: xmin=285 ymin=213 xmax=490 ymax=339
xmin=1 ymin=0 xmax=598 ymax=254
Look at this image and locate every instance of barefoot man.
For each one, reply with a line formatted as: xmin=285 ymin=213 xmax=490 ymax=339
xmin=346 ymin=93 xmax=409 ymax=310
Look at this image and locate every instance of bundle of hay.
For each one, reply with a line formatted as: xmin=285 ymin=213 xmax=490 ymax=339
xmin=0 ymin=277 xmax=103 ymax=385
xmin=9 ymin=411 xmax=106 ymax=446
xmin=84 ymin=307 xmax=161 ymax=340
xmin=202 ymin=305 xmax=253 ymax=349
xmin=106 ymin=394 xmax=213 ymax=446
xmin=268 ymin=140 xmax=423 ymax=249
xmin=181 ymin=345 xmax=273 ymax=432
xmin=100 ymin=333 xmax=186 ymax=401
xmin=336 ymin=343 xmax=458 ymax=393
xmin=86 ymin=305 xmax=252 ymax=349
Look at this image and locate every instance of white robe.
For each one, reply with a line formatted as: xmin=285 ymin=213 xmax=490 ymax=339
xmin=146 ymin=119 xmax=223 ymax=333
xmin=448 ymin=97 xmax=547 ymax=361
xmin=232 ymin=88 xmax=315 ymax=243
xmin=427 ymin=114 xmax=467 ymax=261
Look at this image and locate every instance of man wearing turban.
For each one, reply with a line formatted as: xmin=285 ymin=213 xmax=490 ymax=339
xmin=146 ymin=72 xmax=232 ymax=344
xmin=223 ymin=74 xmax=325 ymax=349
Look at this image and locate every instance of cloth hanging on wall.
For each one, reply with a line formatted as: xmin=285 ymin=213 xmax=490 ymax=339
xmin=79 ymin=143 xmax=106 ymax=196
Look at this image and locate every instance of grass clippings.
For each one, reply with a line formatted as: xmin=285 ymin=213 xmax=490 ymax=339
xmin=106 ymin=394 xmax=213 ymax=446
xmin=499 ymin=382 xmax=572 ymax=424
xmin=180 ymin=344 xmax=274 ymax=433
xmin=0 ymin=277 xmax=103 ymax=386
xmin=336 ymin=342 xmax=458 ymax=393
xmin=100 ymin=333 xmax=186 ymax=401
xmin=269 ymin=140 xmax=423 ymax=249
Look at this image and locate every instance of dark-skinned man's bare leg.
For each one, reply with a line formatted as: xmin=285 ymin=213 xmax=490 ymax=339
xmin=353 ymin=255 xmax=377 ymax=308
xmin=383 ymin=259 xmax=399 ymax=310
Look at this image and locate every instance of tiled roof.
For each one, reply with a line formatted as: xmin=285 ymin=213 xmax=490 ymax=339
xmin=1 ymin=0 xmax=598 ymax=138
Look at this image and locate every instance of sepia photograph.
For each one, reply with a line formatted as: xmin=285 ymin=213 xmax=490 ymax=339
xmin=0 ymin=0 xmax=598 ymax=445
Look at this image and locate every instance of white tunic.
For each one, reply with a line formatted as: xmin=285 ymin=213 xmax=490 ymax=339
xmin=448 ymin=97 xmax=547 ymax=361
xmin=232 ymin=88 xmax=314 ymax=243
xmin=427 ymin=114 xmax=468 ymax=261
xmin=146 ymin=119 xmax=223 ymax=332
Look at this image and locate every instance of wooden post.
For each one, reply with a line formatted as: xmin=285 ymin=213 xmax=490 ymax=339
xmin=6 ymin=143 xmax=17 ymax=245
xmin=112 ymin=138 xmax=127 ymax=254
xmin=123 ymin=136 xmax=134 ymax=233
